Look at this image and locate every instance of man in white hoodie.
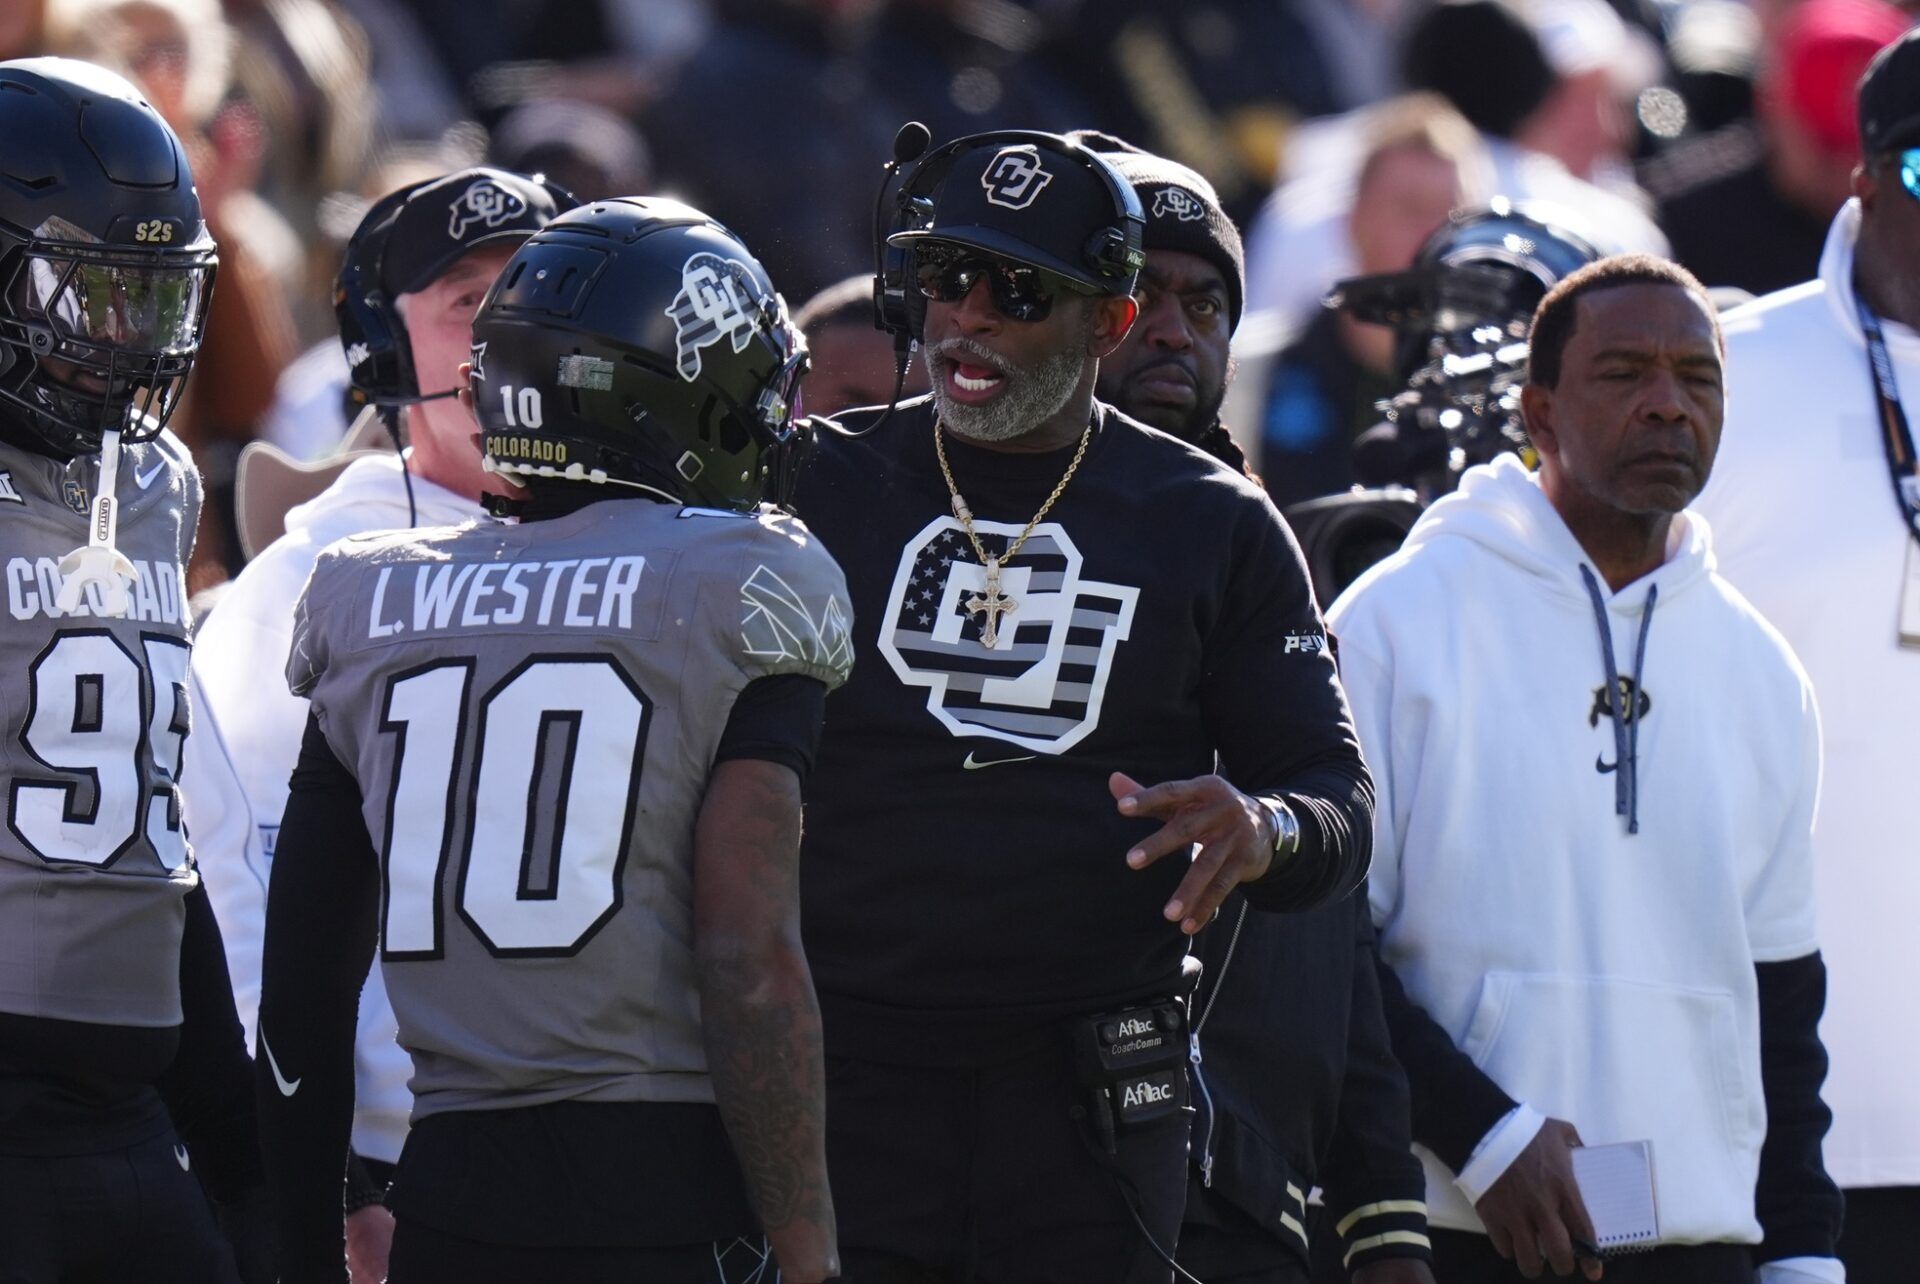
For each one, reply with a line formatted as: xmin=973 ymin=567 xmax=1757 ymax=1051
xmin=1693 ymin=30 xmax=1920 ymax=1284
xmin=1329 ymin=254 xmax=1844 ymax=1283
xmin=180 ymin=167 xmax=573 ymax=1284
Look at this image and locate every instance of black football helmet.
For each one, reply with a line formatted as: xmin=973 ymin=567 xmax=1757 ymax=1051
xmin=0 ymin=59 xmax=217 ymax=457
xmin=469 ymin=197 xmax=807 ymax=511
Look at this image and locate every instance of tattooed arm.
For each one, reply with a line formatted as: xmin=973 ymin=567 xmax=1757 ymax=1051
xmin=694 ymin=757 xmax=839 ymax=1283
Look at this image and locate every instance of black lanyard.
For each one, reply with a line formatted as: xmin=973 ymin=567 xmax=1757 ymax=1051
xmin=1855 ymin=290 xmax=1920 ymax=543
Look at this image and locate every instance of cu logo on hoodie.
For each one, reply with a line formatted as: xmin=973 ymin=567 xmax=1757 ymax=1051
xmin=1590 ymin=676 xmax=1652 ymax=773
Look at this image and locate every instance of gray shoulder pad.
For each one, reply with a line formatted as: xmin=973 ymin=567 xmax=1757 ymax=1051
xmin=734 ymin=509 xmax=854 ymax=690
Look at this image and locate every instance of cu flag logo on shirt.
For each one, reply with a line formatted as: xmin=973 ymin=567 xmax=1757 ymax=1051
xmin=879 ymin=517 xmax=1138 ymax=753
xmin=980 ymin=147 xmax=1055 ymax=210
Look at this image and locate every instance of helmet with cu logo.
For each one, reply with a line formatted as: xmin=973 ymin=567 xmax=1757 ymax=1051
xmin=0 ymin=58 xmax=217 ymax=458
xmin=469 ymin=197 xmax=808 ymax=512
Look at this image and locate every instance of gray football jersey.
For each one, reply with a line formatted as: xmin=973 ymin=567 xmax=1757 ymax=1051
xmin=289 ymin=499 xmax=852 ymax=1118
xmin=0 ymin=430 xmax=202 ymax=1027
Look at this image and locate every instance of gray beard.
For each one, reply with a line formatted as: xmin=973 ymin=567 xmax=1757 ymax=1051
xmin=927 ymin=335 xmax=1088 ymax=444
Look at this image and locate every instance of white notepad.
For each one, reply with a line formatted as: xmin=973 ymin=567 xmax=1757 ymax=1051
xmin=1571 ymin=1140 xmax=1659 ymax=1254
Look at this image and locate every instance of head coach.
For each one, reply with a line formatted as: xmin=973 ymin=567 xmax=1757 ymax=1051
xmin=787 ymin=126 xmax=1374 ymax=1282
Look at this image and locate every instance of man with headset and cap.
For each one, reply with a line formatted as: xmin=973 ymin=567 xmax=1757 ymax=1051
xmin=179 ymin=166 xmax=574 ymax=1284
xmin=789 ymin=126 xmax=1374 ymax=1281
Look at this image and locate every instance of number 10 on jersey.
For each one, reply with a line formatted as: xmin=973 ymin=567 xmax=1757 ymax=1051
xmin=375 ymin=655 xmax=650 ymax=959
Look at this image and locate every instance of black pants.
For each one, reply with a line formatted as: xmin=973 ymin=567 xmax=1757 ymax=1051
xmin=826 ymin=1043 xmax=1192 ymax=1283
xmin=0 ymin=1130 xmax=240 ymax=1284
xmin=1839 ymin=1185 xmax=1920 ymax=1284
xmin=1176 ymin=1180 xmax=1312 ymax=1284
xmin=1177 ymin=1222 xmax=1312 ymax=1284
xmin=387 ymin=1219 xmax=777 ymax=1283
xmin=1429 ymin=1229 xmax=1752 ymax=1283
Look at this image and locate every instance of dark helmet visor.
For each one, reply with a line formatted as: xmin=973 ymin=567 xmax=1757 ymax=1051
xmin=25 ymin=255 xmax=211 ymax=353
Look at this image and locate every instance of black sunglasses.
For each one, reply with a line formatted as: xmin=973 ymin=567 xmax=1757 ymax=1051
xmin=1901 ymin=147 xmax=1920 ymax=202
xmin=912 ymin=243 xmax=1089 ymax=323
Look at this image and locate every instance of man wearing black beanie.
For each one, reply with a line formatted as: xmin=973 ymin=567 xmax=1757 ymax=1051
xmin=1073 ymin=132 xmax=1252 ymax=471
xmin=1081 ymin=132 xmax=1437 ymax=1284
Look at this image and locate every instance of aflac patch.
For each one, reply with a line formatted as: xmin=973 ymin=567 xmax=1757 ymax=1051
xmin=981 ymin=147 xmax=1054 ymax=210
xmin=665 ymin=253 xmax=764 ymax=381
xmin=447 ymin=178 xmax=528 ymax=239
xmin=1151 ymin=187 xmax=1206 ymax=222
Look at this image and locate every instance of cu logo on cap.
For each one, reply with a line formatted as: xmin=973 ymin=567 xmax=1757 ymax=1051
xmin=447 ymin=178 xmax=528 ymax=239
xmin=981 ymin=147 xmax=1055 ymax=211
xmin=1152 ymin=187 xmax=1206 ymax=222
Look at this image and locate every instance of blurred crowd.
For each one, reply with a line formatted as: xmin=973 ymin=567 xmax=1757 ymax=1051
xmin=7 ymin=0 xmax=1915 ymax=589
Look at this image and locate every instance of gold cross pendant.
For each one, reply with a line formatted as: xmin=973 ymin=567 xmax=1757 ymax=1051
xmin=965 ymin=557 xmax=1018 ymax=649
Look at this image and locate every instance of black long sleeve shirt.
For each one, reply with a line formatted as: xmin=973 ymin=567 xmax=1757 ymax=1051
xmin=1374 ymin=949 xmax=1843 ymax=1261
xmin=791 ymin=398 xmax=1373 ymax=1062
xmin=1185 ymin=889 xmax=1431 ymax=1273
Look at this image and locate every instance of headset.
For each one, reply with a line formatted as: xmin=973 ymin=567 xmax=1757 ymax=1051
xmin=850 ymin=123 xmax=1145 ymax=437
xmin=332 ymin=170 xmax=575 ymax=526
xmin=334 ymin=172 xmax=578 ymax=410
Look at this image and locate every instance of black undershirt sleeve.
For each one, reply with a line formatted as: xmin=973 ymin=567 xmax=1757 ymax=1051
xmin=1372 ymin=947 xmax=1518 ymax=1175
xmin=157 ymin=882 xmax=265 ymax=1204
xmin=712 ymin=674 xmax=829 ymax=781
xmin=256 ymin=713 xmax=379 ymax=1284
xmin=1753 ymin=952 xmax=1844 ymax=1263
xmin=1321 ymin=896 xmax=1432 ymax=1270
xmin=1202 ymin=493 xmax=1374 ymax=911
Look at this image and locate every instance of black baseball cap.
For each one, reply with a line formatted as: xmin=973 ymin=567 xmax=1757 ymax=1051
xmin=889 ymin=136 xmax=1139 ymax=295
xmin=379 ymin=166 xmax=571 ymax=298
xmin=1859 ymin=24 xmax=1920 ymax=158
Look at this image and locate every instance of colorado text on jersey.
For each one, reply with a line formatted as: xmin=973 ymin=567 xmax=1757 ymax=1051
xmin=7 ymin=556 xmax=189 ymax=624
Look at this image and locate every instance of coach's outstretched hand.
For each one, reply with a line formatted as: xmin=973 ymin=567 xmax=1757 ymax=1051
xmin=1112 ymin=771 xmax=1277 ymax=934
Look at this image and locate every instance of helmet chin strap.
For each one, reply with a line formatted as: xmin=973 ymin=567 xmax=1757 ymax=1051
xmin=56 ymin=425 xmax=139 ymax=616
xmin=480 ymin=453 xmax=683 ymax=505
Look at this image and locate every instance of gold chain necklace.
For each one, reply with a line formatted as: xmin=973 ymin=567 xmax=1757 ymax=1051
xmin=934 ymin=417 xmax=1092 ymax=649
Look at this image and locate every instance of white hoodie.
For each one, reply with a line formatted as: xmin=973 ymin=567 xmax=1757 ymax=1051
xmin=182 ymin=452 xmax=481 ymax=1163
xmin=1696 ymin=200 xmax=1920 ymax=1190
xmin=1328 ymin=454 xmax=1822 ymax=1247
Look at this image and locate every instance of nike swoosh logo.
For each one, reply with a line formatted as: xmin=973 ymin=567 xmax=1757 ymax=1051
xmin=963 ymin=751 xmax=1037 ymax=770
xmin=134 ymin=459 xmax=166 ymax=490
xmin=174 ymin=1143 xmax=191 ymax=1171
xmin=1595 ymin=754 xmax=1619 ymax=775
xmin=262 ymin=1033 xmax=301 ymax=1096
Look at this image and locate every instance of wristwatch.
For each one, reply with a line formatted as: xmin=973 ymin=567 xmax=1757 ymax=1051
xmin=1261 ymin=795 xmax=1301 ymax=865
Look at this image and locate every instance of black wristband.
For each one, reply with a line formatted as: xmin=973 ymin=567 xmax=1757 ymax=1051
xmin=343 ymin=1151 xmax=387 ymax=1215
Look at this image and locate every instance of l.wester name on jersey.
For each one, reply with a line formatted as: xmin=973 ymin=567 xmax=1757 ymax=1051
xmin=366 ymin=555 xmax=647 ymax=639
xmin=6 ymin=556 xmax=188 ymax=623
